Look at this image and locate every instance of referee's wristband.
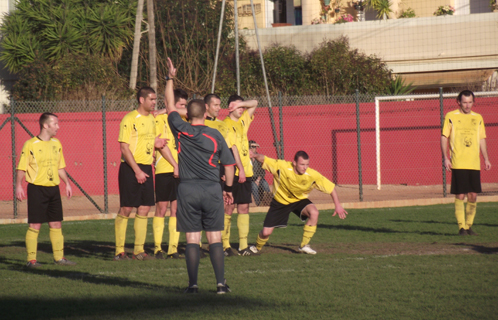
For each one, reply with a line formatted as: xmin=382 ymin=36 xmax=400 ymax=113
xmin=224 ymin=185 xmax=233 ymax=192
xmin=165 ymin=75 xmax=173 ymax=81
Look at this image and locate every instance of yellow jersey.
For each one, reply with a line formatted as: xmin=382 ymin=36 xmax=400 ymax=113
xmin=262 ymin=156 xmax=335 ymax=205
xmin=17 ymin=136 xmax=66 ymax=187
xmin=223 ymin=110 xmax=253 ymax=177
xmin=442 ymin=109 xmax=486 ymax=170
xmin=118 ymin=110 xmax=156 ymax=165
xmin=204 ymin=117 xmax=235 ymax=149
xmin=155 ymin=113 xmax=178 ymax=174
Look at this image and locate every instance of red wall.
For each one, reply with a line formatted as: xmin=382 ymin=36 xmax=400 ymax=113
xmin=1 ymin=97 xmax=497 ymax=200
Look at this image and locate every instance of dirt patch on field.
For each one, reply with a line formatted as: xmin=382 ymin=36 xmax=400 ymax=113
xmin=260 ymin=242 xmax=498 ymax=256
xmin=2 ymin=183 xmax=497 ymax=222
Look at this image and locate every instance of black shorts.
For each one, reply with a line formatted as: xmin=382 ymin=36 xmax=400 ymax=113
xmin=27 ymin=184 xmax=63 ymax=224
xmin=118 ymin=162 xmax=155 ymax=207
xmin=451 ymin=169 xmax=482 ymax=194
xmin=233 ymin=176 xmax=252 ymax=204
xmin=263 ymin=199 xmax=313 ymax=228
xmin=155 ymin=173 xmax=179 ymax=202
xmin=176 ymin=180 xmax=224 ymax=232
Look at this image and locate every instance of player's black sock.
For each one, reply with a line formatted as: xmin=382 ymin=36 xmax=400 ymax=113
xmin=209 ymin=242 xmax=225 ymax=284
xmin=185 ymin=243 xmax=200 ymax=287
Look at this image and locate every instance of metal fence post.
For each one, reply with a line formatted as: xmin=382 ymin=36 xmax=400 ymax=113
xmin=439 ymin=87 xmax=447 ymax=197
xmin=278 ymin=91 xmax=284 ymax=159
xmin=11 ymin=97 xmax=17 ymax=218
xmin=355 ymin=90 xmax=363 ymax=201
xmin=102 ymin=95 xmax=108 ymax=213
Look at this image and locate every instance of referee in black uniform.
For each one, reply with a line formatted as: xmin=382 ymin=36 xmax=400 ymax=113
xmin=164 ymin=58 xmax=235 ymax=294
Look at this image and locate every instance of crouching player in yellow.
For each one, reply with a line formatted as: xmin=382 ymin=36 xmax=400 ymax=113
xmin=249 ymin=150 xmax=348 ymax=255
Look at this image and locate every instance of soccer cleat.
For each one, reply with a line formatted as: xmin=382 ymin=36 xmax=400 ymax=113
xmin=459 ymin=228 xmax=469 ymax=236
xmin=199 ymin=249 xmax=208 ymax=259
xmin=224 ymin=248 xmax=238 ymax=257
xmin=25 ymin=260 xmax=41 ymax=268
xmin=167 ymin=252 xmax=182 ymax=259
xmin=238 ymin=247 xmax=259 ymax=256
xmin=217 ymin=280 xmax=231 ymax=294
xmin=54 ymin=257 xmax=77 ymax=266
xmin=184 ymin=285 xmax=199 ymax=294
xmin=249 ymin=245 xmax=260 ymax=254
xmin=132 ymin=252 xmax=155 ymax=261
xmin=154 ymin=251 xmax=166 ymax=259
xmin=113 ymin=252 xmax=131 ymax=261
xmin=298 ymin=245 xmax=317 ymax=255
xmin=467 ymin=228 xmax=478 ymax=236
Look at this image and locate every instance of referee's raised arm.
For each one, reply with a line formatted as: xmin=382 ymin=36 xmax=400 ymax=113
xmin=165 ymin=58 xmax=177 ymax=115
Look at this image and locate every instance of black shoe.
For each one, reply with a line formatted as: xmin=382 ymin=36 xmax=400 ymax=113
xmin=238 ymin=247 xmax=259 ymax=256
xmin=224 ymin=248 xmax=238 ymax=257
xmin=467 ymin=228 xmax=478 ymax=236
xmin=184 ymin=285 xmax=199 ymax=294
xmin=154 ymin=251 xmax=166 ymax=259
xmin=459 ymin=228 xmax=468 ymax=236
xmin=167 ymin=252 xmax=181 ymax=259
xmin=217 ymin=280 xmax=231 ymax=294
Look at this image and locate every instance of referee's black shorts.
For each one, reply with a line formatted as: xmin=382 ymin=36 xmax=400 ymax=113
xmin=155 ymin=172 xmax=180 ymax=202
xmin=119 ymin=162 xmax=155 ymax=207
xmin=27 ymin=183 xmax=63 ymax=224
xmin=233 ymin=175 xmax=252 ymax=204
xmin=451 ymin=169 xmax=482 ymax=194
xmin=263 ymin=199 xmax=313 ymax=228
xmin=176 ymin=180 xmax=224 ymax=232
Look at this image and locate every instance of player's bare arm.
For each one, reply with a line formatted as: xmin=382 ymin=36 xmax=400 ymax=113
xmin=15 ymin=170 xmax=26 ymax=201
xmin=159 ymin=145 xmax=179 ymax=178
xmin=480 ymin=139 xmax=492 ymax=171
xmin=227 ymin=100 xmax=258 ymax=117
xmin=58 ymin=168 xmax=73 ymax=199
xmin=330 ymin=189 xmax=347 ymax=219
xmin=223 ymin=165 xmax=235 ymax=205
xmin=231 ymin=144 xmax=246 ymax=183
xmin=120 ymin=142 xmax=149 ymax=184
xmin=440 ymin=135 xmax=452 ymax=171
xmin=249 ymin=149 xmax=265 ymax=163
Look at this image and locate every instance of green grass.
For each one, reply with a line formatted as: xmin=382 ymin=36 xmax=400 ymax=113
xmin=1 ymin=202 xmax=497 ymax=319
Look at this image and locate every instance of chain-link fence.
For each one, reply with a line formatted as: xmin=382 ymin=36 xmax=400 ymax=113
xmin=1 ymin=91 xmax=497 ymax=220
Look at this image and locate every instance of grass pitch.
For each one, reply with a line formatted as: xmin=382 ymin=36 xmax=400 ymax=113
xmin=1 ymin=202 xmax=497 ymax=320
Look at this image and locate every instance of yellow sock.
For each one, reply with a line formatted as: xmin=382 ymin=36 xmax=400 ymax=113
xmin=134 ymin=215 xmax=148 ymax=255
xmin=237 ymin=214 xmax=250 ymax=251
xmin=26 ymin=227 xmax=39 ymax=262
xmin=256 ymin=234 xmax=269 ymax=251
xmin=300 ymin=225 xmax=317 ymax=248
xmin=153 ymin=217 xmax=165 ymax=254
xmin=49 ymin=228 xmax=64 ymax=261
xmin=115 ymin=214 xmax=129 ymax=256
xmin=465 ymin=202 xmax=477 ymax=228
xmin=222 ymin=214 xmax=232 ymax=250
xmin=167 ymin=216 xmax=180 ymax=255
xmin=455 ymin=199 xmax=466 ymax=230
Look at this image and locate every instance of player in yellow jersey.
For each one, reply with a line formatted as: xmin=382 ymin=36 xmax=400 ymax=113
xmin=114 ymin=86 xmax=167 ymax=261
xmin=153 ymin=89 xmax=188 ymax=259
xmin=222 ymin=95 xmax=259 ymax=256
xmin=16 ymin=113 xmax=75 ymax=267
xmin=441 ymin=90 xmax=492 ymax=236
xmin=248 ymin=150 xmax=348 ymax=255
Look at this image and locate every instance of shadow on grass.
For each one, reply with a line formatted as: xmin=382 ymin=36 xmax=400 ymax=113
xmin=389 ymin=219 xmax=455 ymax=225
xmin=0 ymin=256 xmax=276 ymax=319
xmin=454 ymin=243 xmax=498 ymax=254
xmin=313 ymin=223 xmax=455 ymax=236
